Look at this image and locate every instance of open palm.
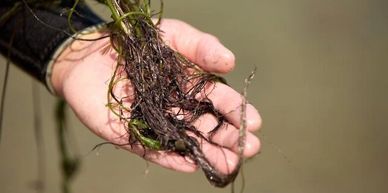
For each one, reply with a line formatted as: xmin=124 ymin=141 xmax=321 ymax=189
xmin=51 ymin=19 xmax=262 ymax=174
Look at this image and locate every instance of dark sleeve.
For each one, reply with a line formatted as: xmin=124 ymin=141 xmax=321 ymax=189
xmin=0 ymin=1 xmax=104 ymax=85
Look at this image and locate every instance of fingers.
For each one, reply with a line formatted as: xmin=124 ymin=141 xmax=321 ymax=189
xmin=210 ymin=124 xmax=261 ymax=158
xmin=199 ymin=141 xmax=240 ymax=174
xmin=158 ymin=19 xmax=235 ymax=74
xmin=198 ymin=82 xmax=262 ymax=132
xmin=129 ymin=140 xmax=241 ymax=175
xmin=193 ymin=114 xmax=261 ymax=158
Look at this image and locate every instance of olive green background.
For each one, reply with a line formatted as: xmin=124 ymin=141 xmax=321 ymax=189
xmin=1 ymin=0 xmax=388 ymax=193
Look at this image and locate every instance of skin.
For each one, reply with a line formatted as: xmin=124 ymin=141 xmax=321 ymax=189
xmin=51 ymin=19 xmax=262 ymax=174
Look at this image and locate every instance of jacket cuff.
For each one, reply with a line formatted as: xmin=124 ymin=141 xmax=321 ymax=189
xmin=0 ymin=2 xmax=104 ymax=91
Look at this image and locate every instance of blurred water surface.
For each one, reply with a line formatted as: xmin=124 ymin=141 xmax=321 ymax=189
xmin=1 ymin=0 xmax=387 ymax=193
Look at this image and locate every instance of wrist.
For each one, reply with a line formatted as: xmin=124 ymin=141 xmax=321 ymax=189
xmin=50 ymin=30 xmax=109 ymax=96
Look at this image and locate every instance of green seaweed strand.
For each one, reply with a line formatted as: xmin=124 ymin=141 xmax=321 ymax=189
xmin=129 ymin=119 xmax=161 ymax=150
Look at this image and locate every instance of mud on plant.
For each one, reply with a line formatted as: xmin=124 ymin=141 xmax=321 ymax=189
xmin=0 ymin=0 xmax=251 ymax=188
xmin=103 ymin=0 xmax=249 ymax=187
xmin=98 ymin=0 xmax=252 ymax=187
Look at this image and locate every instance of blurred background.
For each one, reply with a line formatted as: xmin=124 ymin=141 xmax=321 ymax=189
xmin=1 ymin=0 xmax=388 ymax=193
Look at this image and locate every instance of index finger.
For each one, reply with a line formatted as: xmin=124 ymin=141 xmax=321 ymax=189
xmin=158 ymin=19 xmax=235 ymax=74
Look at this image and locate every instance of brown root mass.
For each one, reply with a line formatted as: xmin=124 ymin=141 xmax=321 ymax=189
xmin=107 ymin=1 xmax=242 ymax=187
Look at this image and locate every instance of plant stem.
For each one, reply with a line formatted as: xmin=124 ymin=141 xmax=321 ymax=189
xmin=106 ymin=0 xmax=130 ymax=34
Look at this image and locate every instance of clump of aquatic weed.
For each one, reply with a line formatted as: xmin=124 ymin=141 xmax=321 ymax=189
xmin=98 ymin=0 xmax=255 ymax=188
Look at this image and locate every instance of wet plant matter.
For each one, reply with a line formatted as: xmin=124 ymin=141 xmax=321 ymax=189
xmin=102 ymin=0 xmax=247 ymax=187
xmin=0 ymin=0 xmax=250 ymax=189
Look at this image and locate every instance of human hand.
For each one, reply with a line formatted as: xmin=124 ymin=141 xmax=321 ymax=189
xmin=51 ymin=19 xmax=262 ymax=174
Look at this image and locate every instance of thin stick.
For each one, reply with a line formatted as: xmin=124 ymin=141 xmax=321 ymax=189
xmin=232 ymin=67 xmax=256 ymax=193
xmin=32 ymin=82 xmax=46 ymax=193
xmin=0 ymin=28 xmax=15 ymax=143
